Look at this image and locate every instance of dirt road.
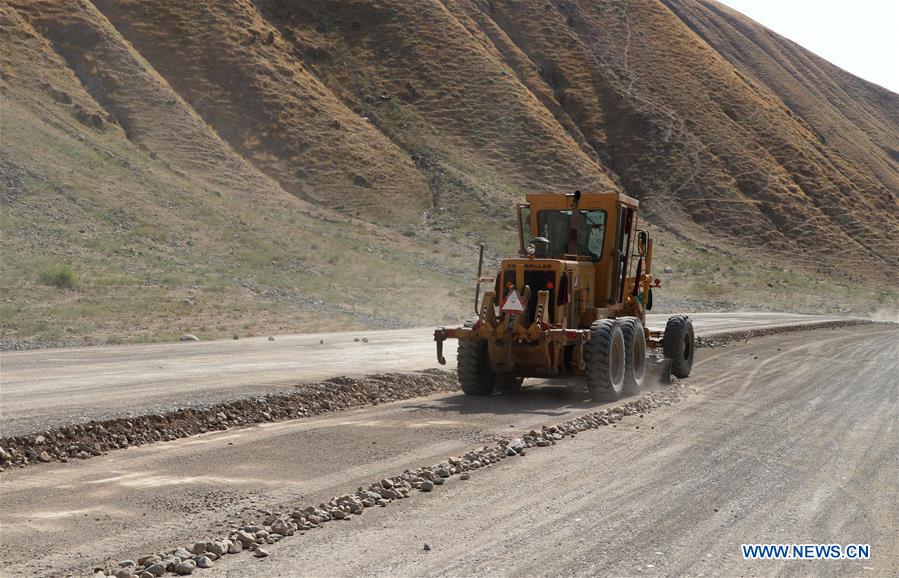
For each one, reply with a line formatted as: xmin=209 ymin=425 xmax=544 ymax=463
xmin=1 ymin=324 xmax=895 ymax=576
xmin=0 ymin=313 xmax=855 ymax=435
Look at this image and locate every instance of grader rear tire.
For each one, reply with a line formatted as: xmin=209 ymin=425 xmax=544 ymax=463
xmin=457 ymin=321 xmax=496 ymax=396
xmin=663 ymin=315 xmax=695 ymax=378
xmin=619 ymin=317 xmax=646 ymax=396
xmin=585 ymin=320 xmax=626 ymax=400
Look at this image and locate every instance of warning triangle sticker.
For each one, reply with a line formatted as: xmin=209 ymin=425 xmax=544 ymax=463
xmin=501 ymin=289 xmax=525 ymax=314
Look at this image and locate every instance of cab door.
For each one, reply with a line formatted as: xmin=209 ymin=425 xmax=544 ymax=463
xmin=610 ymin=204 xmax=634 ymax=304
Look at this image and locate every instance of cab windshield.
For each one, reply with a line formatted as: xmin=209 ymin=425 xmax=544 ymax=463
xmin=536 ymin=210 xmax=606 ymax=260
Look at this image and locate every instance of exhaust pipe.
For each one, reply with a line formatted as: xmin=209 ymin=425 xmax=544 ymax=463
xmin=474 ymin=243 xmax=485 ymax=316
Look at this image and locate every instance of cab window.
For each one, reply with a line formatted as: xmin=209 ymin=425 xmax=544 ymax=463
xmin=536 ymin=210 xmax=606 ymax=260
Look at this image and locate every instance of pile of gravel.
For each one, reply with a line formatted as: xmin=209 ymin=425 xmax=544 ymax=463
xmin=0 ymin=340 xmax=54 ymax=351
xmin=95 ymin=380 xmax=693 ymax=578
xmin=0 ymin=370 xmax=457 ymax=471
xmin=695 ymin=319 xmax=872 ymax=348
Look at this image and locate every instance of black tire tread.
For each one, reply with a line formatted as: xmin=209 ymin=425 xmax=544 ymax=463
xmin=663 ymin=315 xmax=694 ymax=378
xmin=585 ymin=319 xmax=624 ymax=400
xmin=457 ymin=320 xmax=496 ymax=395
xmin=619 ymin=316 xmax=646 ymax=396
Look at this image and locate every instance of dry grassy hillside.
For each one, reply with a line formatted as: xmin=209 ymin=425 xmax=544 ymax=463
xmin=665 ymin=0 xmax=899 ymax=191
xmin=1 ymin=0 xmax=897 ymax=346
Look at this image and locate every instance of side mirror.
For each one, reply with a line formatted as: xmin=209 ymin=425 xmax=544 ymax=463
xmin=636 ymin=230 xmax=649 ymax=257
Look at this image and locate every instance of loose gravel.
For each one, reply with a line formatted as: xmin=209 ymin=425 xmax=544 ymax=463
xmin=92 ymin=379 xmax=694 ymax=577
xmin=695 ymin=319 xmax=874 ymax=348
xmin=0 ymin=370 xmax=457 ymax=471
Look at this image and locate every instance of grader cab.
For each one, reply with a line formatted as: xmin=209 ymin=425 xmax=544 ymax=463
xmin=434 ymin=190 xmax=694 ymax=399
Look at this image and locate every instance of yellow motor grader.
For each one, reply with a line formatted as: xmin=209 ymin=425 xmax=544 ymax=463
xmin=435 ymin=190 xmax=694 ymax=399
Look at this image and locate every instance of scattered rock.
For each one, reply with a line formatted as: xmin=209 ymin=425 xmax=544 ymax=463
xmin=205 ymin=541 xmax=227 ymax=557
xmin=37 ymin=451 xmax=52 ymax=462
xmin=254 ymin=548 xmax=269 ymax=558
xmin=361 ymin=337 xmax=369 ymax=343
xmin=194 ymin=556 xmax=213 ymax=569
xmin=179 ymin=334 xmax=199 ymax=342
xmin=423 ymin=543 xmax=432 ymax=551
xmin=137 ymin=555 xmax=161 ymax=567
xmin=237 ymin=530 xmax=256 ymax=546
xmin=270 ymin=518 xmax=291 ymax=535
xmin=419 ymin=480 xmax=434 ymax=492
xmin=460 ymin=472 xmax=470 ymax=480
xmin=144 ymin=563 xmax=166 ymax=577
xmin=173 ymin=560 xmax=196 ymax=575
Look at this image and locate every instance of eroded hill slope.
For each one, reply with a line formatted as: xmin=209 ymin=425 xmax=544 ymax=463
xmin=2 ymin=0 xmax=897 ymax=345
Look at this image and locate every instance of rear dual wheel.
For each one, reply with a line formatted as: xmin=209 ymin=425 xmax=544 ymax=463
xmin=619 ymin=317 xmax=647 ymax=395
xmin=585 ymin=318 xmax=647 ymax=400
xmin=585 ymin=320 xmax=626 ymax=400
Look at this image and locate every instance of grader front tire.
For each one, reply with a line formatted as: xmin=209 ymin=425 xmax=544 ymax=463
xmin=663 ymin=315 xmax=695 ymax=378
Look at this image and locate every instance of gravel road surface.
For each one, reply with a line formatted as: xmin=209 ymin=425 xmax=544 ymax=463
xmin=1 ymin=324 xmax=894 ymax=577
xmin=0 ymin=313 xmax=854 ymax=435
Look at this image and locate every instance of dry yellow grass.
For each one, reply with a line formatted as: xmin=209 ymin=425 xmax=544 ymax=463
xmin=1 ymin=0 xmax=896 ymax=346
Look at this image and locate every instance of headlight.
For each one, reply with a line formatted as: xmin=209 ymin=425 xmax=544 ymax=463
xmin=526 ymin=243 xmax=536 ymax=255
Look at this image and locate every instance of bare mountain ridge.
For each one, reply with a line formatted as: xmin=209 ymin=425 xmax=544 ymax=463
xmin=2 ymin=0 xmax=897 ymax=344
